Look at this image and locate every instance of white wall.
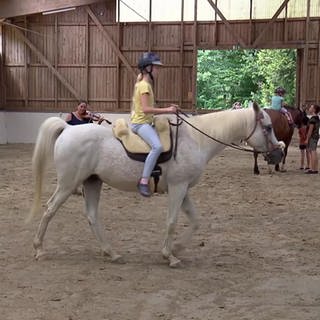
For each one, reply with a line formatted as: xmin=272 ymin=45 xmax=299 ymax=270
xmin=0 ymin=112 xmax=130 ymax=144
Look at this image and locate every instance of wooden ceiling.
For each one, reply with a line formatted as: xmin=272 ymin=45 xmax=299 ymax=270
xmin=0 ymin=0 xmax=107 ymax=19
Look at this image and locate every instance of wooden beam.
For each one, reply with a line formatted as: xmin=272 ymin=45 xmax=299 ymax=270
xmin=13 ymin=27 xmax=82 ymax=101
xmin=252 ymin=0 xmax=291 ymax=48
xmin=85 ymin=5 xmax=136 ymax=79
xmin=207 ymin=0 xmax=247 ymax=48
xmin=0 ymin=0 xmax=108 ymax=19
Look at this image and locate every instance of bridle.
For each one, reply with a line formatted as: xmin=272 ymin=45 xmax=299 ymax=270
xmin=244 ymin=110 xmax=275 ymax=149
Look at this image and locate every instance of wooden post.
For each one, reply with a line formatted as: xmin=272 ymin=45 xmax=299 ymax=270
xmin=214 ymin=0 xmax=218 ymax=47
xmin=192 ymin=0 xmax=198 ymax=110
xmin=317 ymin=23 xmax=320 ymax=103
xmin=148 ymin=0 xmax=152 ymax=52
xmin=54 ymin=14 xmax=58 ymax=109
xmin=0 ymin=22 xmax=4 ymax=108
xmin=179 ymin=0 xmax=184 ymax=108
xmin=23 ymin=16 xmax=28 ymax=108
xmin=301 ymin=0 xmax=310 ymax=106
xmin=249 ymin=0 xmax=253 ymax=45
xmin=85 ymin=10 xmax=89 ymax=103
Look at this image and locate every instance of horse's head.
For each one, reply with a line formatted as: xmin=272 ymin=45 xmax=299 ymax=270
xmin=287 ymin=106 xmax=309 ymax=128
xmin=245 ymin=102 xmax=285 ymax=153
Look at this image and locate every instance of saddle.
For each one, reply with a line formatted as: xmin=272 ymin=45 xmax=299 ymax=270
xmin=112 ymin=117 xmax=173 ymax=194
xmin=112 ymin=116 xmax=173 ymax=163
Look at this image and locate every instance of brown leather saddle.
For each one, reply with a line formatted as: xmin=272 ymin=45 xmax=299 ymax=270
xmin=112 ymin=116 xmax=173 ymax=163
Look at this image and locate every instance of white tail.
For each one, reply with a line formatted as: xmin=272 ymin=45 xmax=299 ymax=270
xmin=27 ymin=117 xmax=67 ymax=222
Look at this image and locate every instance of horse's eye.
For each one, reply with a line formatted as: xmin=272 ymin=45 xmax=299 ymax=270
xmin=265 ymin=125 xmax=272 ymax=132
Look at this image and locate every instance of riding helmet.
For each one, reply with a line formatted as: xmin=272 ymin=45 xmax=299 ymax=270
xmin=275 ymin=86 xmax=286 ymax=94
xmin=138 ymin=52 xmax=163 ymax=71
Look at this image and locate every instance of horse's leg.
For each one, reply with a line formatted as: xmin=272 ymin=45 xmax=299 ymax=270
xmin=83 ymin=176 xmax=122 ymax=263
xmin=280 ymin=146 xmax=288 ymax=172
xmin=253 ymin=151 xmax=260 ymax=175
xmin=172 ymin=193 xmax=199 ymax=254
xmin=162 ymin=183 xmax=188 ymax=268
xmin=33 ymin=185 xmax=72 ymax=259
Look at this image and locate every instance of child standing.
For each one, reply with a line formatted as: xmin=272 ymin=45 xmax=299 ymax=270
xmin=297 ymin=117 xmax=310 ymax=170
xmin=304 ymin=104 xmax=320 ymax=174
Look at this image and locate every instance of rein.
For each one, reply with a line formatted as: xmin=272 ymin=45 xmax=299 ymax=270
xmin=173 ymin=112 xmax=261 ymax=154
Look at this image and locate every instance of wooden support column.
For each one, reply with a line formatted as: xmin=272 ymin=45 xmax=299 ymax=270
xmin=252 ymin=0 xmax=291 ymax=48
xmin=116 ymin=22 xmax=121 ymax=110
xmin=14 ymin=27 xmax=82 ymax=101
xmin=23 ymin=16 xmax=28 ymax=108
xmin=54 ymin=14 xmax=58 ymax=108
xmin=148 ymin=0 xmax=152 ymax=52
xmin=284 ymin=3 xmax=288 ymax=43
xmin=85 ymin=5 xmax=136 ymax=79
xmin=85 ymin=11 xmax=89 ymax=102
xmin=116 ymin=0 xmax=121 ymax=110
xmin=0 ymin=21 xmax=4 ymax=108
xmin=213 ymin=0 xmax=218 ymax=47
xmin=317 ymin=20 xmax=320 ymax=103
xmin=301 ymin=0 xmax=310 ymax=105
xmin=249 ymin=0 xmax=253 ymax=45
xmin=207 ymin=0 xmax=247 ymax=48
xmin=192 ymin=0 xmax=198 ymax=110
xmin=179 ymin=0 xmax=184 ymax=107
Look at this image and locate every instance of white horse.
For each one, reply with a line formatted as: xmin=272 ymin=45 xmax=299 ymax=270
xmin=30 ymin=103 xmax=283 ymax=267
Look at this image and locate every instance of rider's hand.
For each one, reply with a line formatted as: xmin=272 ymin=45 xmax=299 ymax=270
xmin=168 ymin=104 xmax=179 ymax=114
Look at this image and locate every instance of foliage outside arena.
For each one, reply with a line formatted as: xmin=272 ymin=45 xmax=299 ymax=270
xmin=197 ymin=49 xmax=296 ymax=110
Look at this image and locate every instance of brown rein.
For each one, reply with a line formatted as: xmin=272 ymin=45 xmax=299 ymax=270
xmin=173 ymin=111 xmax=263 ymax=154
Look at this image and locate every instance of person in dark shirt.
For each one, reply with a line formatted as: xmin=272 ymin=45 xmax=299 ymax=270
xmin=304 ymin=104 xmax=320 ymax=174
xmin=65 ymin=101 xmax=104 ymax=125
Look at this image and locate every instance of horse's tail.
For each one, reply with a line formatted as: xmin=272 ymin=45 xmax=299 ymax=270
xmin=28 ymin=117 xmax=67 ymax=222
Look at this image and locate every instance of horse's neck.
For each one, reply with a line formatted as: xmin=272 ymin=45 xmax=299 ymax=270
xmin=188 ymin=110 xmax=250 ymax=158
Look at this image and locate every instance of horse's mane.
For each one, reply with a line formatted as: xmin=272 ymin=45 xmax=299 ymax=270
xmin=186 ymin=108 xmax=250 ymax=146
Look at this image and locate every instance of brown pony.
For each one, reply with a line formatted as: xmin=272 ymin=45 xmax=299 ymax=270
xmin=253 ymin=106 xmax=307 ymax=174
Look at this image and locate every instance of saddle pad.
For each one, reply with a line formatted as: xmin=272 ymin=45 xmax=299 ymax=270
xmin=112 ymin=116 xmax=171 ymax=154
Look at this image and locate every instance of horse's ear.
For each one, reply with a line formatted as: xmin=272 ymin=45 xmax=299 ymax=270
xmin=252 ymin=101 xmax=260 ymax=113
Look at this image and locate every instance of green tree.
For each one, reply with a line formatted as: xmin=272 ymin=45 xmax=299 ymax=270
xmin=252 ymin=49 xmax=296 ymax=106
xmin=197 ymin=49 xmax=296 ymax=110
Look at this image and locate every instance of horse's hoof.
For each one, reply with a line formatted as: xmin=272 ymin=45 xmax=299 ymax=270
xmin=111 ymin=254 xmax=125 ymax=264
xmin=34 ymin=249 xmax=46 ymax=260
xmin=169 ymin=256 xmax=182 ymax=268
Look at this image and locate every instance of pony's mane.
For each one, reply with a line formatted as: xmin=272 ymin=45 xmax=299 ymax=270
xmin=187 ymin=108 xmax=251 ymax=146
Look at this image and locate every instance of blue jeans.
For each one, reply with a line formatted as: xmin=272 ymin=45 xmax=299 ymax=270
xmin=131 ymin=123 xmax=163 ymax=179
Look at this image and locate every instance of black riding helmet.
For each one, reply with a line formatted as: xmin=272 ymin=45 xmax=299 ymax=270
xmin=138 ymin=52 xmax=163 ymax=71
xmin=275 ymin=86 xmax=286 ymax=94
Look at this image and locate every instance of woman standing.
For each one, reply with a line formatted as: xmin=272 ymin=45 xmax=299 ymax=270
xmin=131 ymin=52 xmax=178 ymax=197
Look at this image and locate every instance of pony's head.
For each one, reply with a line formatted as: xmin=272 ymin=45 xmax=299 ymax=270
xmin=245 ymin=102 xmax=285 ymax=153
xmin=291 ymin=106 xmax=309 ymax=128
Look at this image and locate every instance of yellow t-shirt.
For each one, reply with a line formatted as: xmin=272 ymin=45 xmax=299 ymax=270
xmin=131 ymin=80 xmax=154 ymax=124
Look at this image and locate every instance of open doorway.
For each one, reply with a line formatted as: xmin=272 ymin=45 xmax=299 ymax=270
xmin=197 ymin=49 xmax=297 ymax=110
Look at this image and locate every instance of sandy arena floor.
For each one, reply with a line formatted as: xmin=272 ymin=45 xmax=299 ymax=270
xmin=0 ymin=140 xmax=319 ymax=320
